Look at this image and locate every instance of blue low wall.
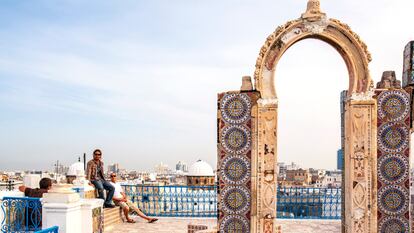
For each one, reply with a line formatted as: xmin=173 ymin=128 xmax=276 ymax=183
xmin=1 ymin=196 xmax=42 ymax=232
xmin=122 ymin=185 xmax=341 ymax=219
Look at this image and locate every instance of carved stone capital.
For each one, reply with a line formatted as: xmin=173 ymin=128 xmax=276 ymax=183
xmin=349 ymin=87 xmax=375 ymax=101
xmin=258 ymin=97 xmax=278 ymax=107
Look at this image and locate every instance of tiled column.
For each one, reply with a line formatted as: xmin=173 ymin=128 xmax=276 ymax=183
xmin=375 ymin=89 xmax=411 ymax=232
xmin=217 ymin=90 xmax=260 ymax=232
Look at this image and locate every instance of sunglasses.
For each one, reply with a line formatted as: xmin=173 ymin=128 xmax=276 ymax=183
xmin=94 ymin=153 xmax=102 ymax=156
xmin=110 ymin=175 xmax=116 ymax=177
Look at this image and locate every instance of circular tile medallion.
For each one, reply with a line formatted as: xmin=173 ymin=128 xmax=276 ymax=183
xmin=379 ymin=216 xmax=409 ymax=233
xmin=378 ymin=123 xmax=409 ymax=153
xmin=378 ymin=91 xmax=409 ymax=121
xmin=378 ymin=185 xmax=409 ymax=215
xmin=378 ymin=154 xmax=409 ymax=184
xmin=220 ymin=186 xmax=250 ymax=215
xmin=220 ymin=155 xmax=250 ymax=185
xmin=221 ymin=125 xmax=251 ymax=154
xmin=220 ymin=94 xmax=251 ymax=124
xmin=220 ymin=215 xmax=249 ymax=233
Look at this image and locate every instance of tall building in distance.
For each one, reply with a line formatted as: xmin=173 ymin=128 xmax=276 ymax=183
xmin=337 ymin=149 xmax=344 ymax=170
xmin=107 ymin=163 xmax=120 ymax=174
xmin=175 ymin=161 xmax=188 ymax=173
xmin=337 ymin=90 xmax=347 ymax=170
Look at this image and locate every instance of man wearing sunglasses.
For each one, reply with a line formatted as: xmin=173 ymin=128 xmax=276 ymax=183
xmin=109 ymin=173 xmax=158 ymax=223
xmin=86 ymin=149 xmax=115 ymax=208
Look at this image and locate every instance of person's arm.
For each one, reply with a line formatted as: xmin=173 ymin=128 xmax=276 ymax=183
xmin=21 ymin=186 xmax=33 ymax=196
xmin=112 ymin=196 xmax=123 ymax=201
xmin=121 ymin=192 xmax=127 ymax=202
xmin=18 ymin=185 xmax=26 ymax=193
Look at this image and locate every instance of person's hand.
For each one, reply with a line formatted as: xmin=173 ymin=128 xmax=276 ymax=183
xmin=18 ymin=185 xmax=26 ymax=192
xmin=88 ymin=182 xmax=94 ymax=186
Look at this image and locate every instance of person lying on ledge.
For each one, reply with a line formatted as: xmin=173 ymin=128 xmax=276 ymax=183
xmin=109 ymin=172 xmax=158 ymax=223
xmin=18 ymin=178 xmax=53 ymax=229
xmin=18 ymin=177 xmax=52 ymax=198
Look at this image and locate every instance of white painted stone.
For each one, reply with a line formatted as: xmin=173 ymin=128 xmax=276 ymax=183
xmin=80 ymin=198 xmax=104 ymax=233
xmin=42 ymin=192 xmax=80 ymax=204
xmin=42 ymin=202 xmax=82 ymax=233
xmin=0 ymin=190 xmax=24 ymax=200
xmin=42 ymin=184 xmax=82 ymax=233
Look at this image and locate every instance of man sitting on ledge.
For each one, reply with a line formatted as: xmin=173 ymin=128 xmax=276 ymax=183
xmin=86 ymin=149 xmax=115 ymax=208
xmin=109 ymin=172 xmax=158 ymax=223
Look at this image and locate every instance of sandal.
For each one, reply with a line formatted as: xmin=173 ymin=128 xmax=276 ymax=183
xmin=127 ymin=219 xmax=136 ymax=223
xmin=148 ymin=218 xmax=158 ymax=223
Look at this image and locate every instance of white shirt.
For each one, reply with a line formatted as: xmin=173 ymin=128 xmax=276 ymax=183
xmin=109 ymin=181 xmax=123 ymax=199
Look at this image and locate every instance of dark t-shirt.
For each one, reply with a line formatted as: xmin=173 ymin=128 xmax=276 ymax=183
xmin=96 ymin=163 xmax=104 ymax=180
xmin=24 ymin=188 xmax=48 ymax=198
xmin=23 ymin=187 xmax=46 ymax=229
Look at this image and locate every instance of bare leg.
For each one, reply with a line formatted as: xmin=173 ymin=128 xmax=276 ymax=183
xmin=123 ymin=206 xmax=132 ymax=221
xmin=127 ymin=200 xmax=152 ymax=221
xmin=118 ymin=202 xmax=135 ymax=223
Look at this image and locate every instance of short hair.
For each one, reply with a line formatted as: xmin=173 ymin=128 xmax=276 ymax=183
xmin=93 ymin=149 xmax=102 ymax=155
xmin=39 ymin=178 xmax=52 ymax=189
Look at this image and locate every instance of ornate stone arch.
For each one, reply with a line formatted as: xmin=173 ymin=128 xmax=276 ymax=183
xmin=254 ymin=2 xmax=373 ymax=100
xmin=250 ymin=1 xmax=378 ymax=233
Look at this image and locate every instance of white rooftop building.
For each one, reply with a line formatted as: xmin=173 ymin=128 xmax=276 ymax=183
xmin=188 ymin=160 xmax=214 ymax=177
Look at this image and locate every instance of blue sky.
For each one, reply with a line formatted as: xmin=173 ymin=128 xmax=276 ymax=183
xmin=1 ymin=0 xmax=413 ymax=171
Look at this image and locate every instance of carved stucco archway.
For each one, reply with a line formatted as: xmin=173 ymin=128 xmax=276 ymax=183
xmin=252 ymin=1 xmax=377 ymax=233
xmin=254 ymin=4 xmax=372 ymax=99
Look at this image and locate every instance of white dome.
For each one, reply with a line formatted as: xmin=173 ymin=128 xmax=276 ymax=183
xmin=188 ymin=160 xmax=214 ymax=176
xmin=67 ymin=162 xmax=85 ymax=176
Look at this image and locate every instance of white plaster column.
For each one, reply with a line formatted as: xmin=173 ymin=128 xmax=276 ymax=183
xmin=80 ymin=198 xmax=104 ymax=233
xmin=42 ymin=184 xmax=82 ymax=233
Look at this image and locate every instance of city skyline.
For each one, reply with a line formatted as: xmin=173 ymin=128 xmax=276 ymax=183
xmin=1 ymin=0 xmax=414 ymax=171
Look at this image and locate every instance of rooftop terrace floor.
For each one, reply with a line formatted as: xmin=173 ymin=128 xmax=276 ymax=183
xmin=105 ymin=218 xmax=341 ymax=233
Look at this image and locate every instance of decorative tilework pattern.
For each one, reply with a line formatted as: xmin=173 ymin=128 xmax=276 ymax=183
xmin=378 ymin=185 xmax=409 ymax=215
xmin=220 ymin=215 xmax=250 ymax=233
xmin=378 ymin=123 xmax=409 ymax=153
xmin=221 ymin=125 xmax=251 ymax=155
xmin=220 ymin=186 xmax=250 ymax=215
xmin=379 ymin=216 xmax=410 ymax=233
xmin=378 ymin=91 xmax=410 ymax=121
xmin=376 ymin=89 xmax=411 ymax=232
xmin=220 ymin=155 xmax=251 ymax=185
xmin=220 ymin=94 xmax=251 ymax=124
xmin=218 ymin=92 xmax=258 ymax=233
xmin=378 ymin=154 xmax=409 ymax=184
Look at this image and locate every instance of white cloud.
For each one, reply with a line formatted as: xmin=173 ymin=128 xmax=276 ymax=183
xmin=1 ymin=0 xmax=414 ymax=170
